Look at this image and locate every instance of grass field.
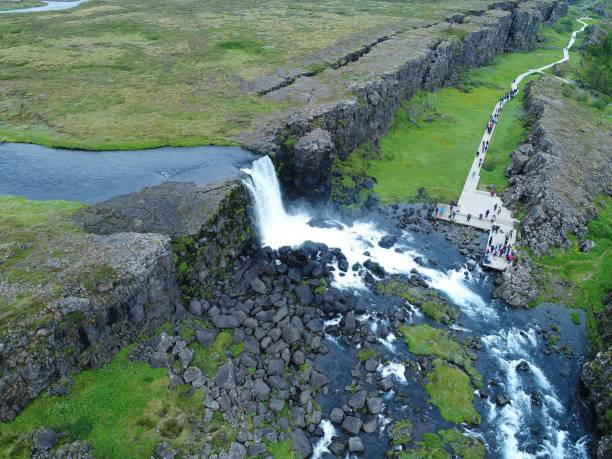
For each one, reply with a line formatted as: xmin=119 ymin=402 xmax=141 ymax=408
xmin=531 ymin=195 xmax=612 ymax=349
xmin=0 ymin=0 xmax=44 ymax=11
xmin=0 ymin=0 xmax=492 ymax=150
xmin=336 ymin=14 xmax=585 ymax=204
xmin=0 ymin=347 xmax=203 ymax=458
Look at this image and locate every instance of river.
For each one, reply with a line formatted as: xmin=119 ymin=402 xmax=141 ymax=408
xmin=243 ymin=156 xmax=594 ymax=458
xmin=0 ymin=142 xmax=257 ymax=203
xmin=0 ymin=0 xmax=88 ymax=14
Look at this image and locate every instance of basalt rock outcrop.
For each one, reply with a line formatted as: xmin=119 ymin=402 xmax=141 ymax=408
xmin=502 ymin=77 xmax=611 ymax=255
xmin=1 ymin=181 xmax=252 ymax=421
xmin=77 ymin=180 xmax=253 ymax=299
xmin=238 ymin=0 xmax=570 ymax=197
xmin=0 ymin=232 xmax=179 ymax=421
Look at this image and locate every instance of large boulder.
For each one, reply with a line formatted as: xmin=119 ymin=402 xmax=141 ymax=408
xmin=287 ymin=128 xmax=336 ymax=194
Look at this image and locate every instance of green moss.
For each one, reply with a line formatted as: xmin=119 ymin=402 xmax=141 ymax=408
xmin=439 ymin=428 xmax=485 ymax=459
xmin=0 ymin=347 xmax=203 ymax=458
xmin=209 ymin=411 xmax=238 ymax=450
xmin=399 ymin=429 xmax=485 ymax=459
xmin=314 ymin=278 xmax=328 ymax=295
xmin=398 ymin=324 xmax=480 ymax=384
xmin=425 ymin=360 xmax=480 ymax=425
xmin=420 ymin=300 xmax=458 ymax=324
xmin=0 ymin=196 xmax=89 ymax=332
xmin=267 ymin=438 xmax=297 ymax=459
xmin=570 ymin=311 xmax=581 ymax=326
xmin=441 ymin=27 xmax=467 ymax=42
xmin=390 ymin=419 xmax=413 ymax=447
xmin=377 ymin=278 xmax=422 ymax=303
xmin=358 ymin=347 xmax=378 ymax=362
xmin=191 ymin=330 xmax=241 ymax=377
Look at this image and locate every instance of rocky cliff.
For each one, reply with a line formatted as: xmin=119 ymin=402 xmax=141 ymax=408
xmin=0 ymin=232 xmax=178 ymax=421
xmin=238 ymin=0 xmax=570 ymax=196
xmin=502 ymin=78 xmax=611 ymax=255
xmin=0 ymin=181 xmax=252 ymax=421
xmin=77 ymin=180 xmax=253 ymax=301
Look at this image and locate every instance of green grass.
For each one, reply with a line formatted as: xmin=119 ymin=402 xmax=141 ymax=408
xmin=0 ymin=196 xmax=85 ymax=331
xmin=267 ymin=438 xmax=297 ymax=459
xmin=191 ymin=330 xmax=243 ymax=377
xmin=478 ymin=94 xmax=528 ymax=192
xmin=389 ymin=419 xmax=413 ymax=447
xmin=0 ymin=0 xmax=44 ymax=11
xmin=398 ymin=324 xmax=480 ymax=383
xmin=530 ymin=195 xmax=612 ymax=349
xmin=0 ymin=0 xmax=494 ymax=150
xmin=425 ymin=360 xmax=480 ymax=425
xmin=0 ymin=347 xmax=204 ymax=458
xmin=357 ymin=347 xmax=378 ymax=362
xmin=335 ymin=20 xmax=581 ymax=203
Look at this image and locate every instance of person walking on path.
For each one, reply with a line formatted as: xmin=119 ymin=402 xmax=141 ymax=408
xmin=485 ymin=209 xmax=490 ymax=218
xmin=467 ymin=213 xmax=472 ymax=222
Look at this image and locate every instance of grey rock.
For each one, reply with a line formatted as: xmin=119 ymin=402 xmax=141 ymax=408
xmin=228 ymin=442 xmax=247 ymax=459
xmin=196 ymin=328 xmax=218 ymax=346
xmin=330 ymin=407 xmax=345 ymax=424
xmin=183 ymin=367 xmax=203 ymax=383
xmin=253 ymin=379 xmax=271 ymax=401
xmin=341 ymin=416 xmax=362 ymax=435
xmin=150 ymin=352 xmax=170 ymax=368
xmin=367 ymin=397 xmax=382 ymax=414
xmin=348 ymin=436 xmax=365 ymax=453
xmin=250 ymin=277 xmax=268 ymax=294
xmin=34 ymin=427 xmax=58 ymax=451
xmin=212 ymin=315 xmax=240 ymax=329
xmin=291 ymin=428 xmax=313 ymax=459
xmin=348 ymin=390 xmax=367 ymax=410
xmin=214 ymin=362 xmax=236 ymax=389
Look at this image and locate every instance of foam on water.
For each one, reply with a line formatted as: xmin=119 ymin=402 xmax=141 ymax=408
xmin=312 ymin=420 xmax=336 ymax=459
xmin=377 ymin=362 xmax=407 ymax=384
xmin=242 ymin=156 xmax=491 ymax=316
xmin=482 ymin=326 xmax=580 ymax=458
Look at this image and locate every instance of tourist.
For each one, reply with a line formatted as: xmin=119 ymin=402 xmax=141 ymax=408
xmin=480 ymin=213 xmax=484 ymax=220
xmin=467 ymin=213 xmax=472 ymax=222
xmin=491 ymin=215 xmax=496 ymax=222
xmin=479 ymin=158 xmax=482 ymax=166
xmin=485 ymin=210 xmax=490 ymax=218
xmin=497 ymin=207 xmax=501 ymax=215
xmin=494 ymin=203 xmax=497 ymax=211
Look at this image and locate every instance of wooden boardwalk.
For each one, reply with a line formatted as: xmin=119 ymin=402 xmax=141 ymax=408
xmin=434 ymin=18 xmax=590 ymax=271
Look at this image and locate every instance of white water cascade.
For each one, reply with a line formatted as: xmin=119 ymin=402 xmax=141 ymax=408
xmin=242 ymin=156 xmax=492 ymax=317
xmin=482 ymin=328 xmax=589 ymax=459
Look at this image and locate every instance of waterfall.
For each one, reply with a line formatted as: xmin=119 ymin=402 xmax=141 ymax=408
xmin=241 ymin=156 xmax=490 ymax=315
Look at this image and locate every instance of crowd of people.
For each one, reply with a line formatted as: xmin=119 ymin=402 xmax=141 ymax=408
xmin=434 ymin=203 xmax=517 ymax=266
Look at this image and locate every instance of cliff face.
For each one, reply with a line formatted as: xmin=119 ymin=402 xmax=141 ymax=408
xmin=502 ymin=78 xmax=611 ymax=255
xmin=0 ymin=232 xmax=179 ymax=421
xmin=0 ymin=181 xmax=252 ymax=421
xmin=238 ymin=0 xmax=570 ymax=196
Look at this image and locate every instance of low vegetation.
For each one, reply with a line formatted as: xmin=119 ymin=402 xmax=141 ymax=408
xmin=425 ymin=360 xmax=480 ymax=425
xmin=378 ymin=278 xmax=458 ymax=324
xmin=0 ymin=0 xmax=493 ymax=149
xmin=398 ymin=324 xmax=480 ymax=382
xmin=334 ymin=19 xmax=582 ymax=203
xmin=0 ymin=0 xmax=43 ymax=11
xmin=191 ymin=330 xmax=244 ymax=377
xmin=398 ymin=428 xmax=485 ymax=459
xmin=531 ymin=195 xmax=612 ymax=349
xmin=0 ymin=196 xmax=86 ymax=332
xmin=0 ymin=347 xmax=205 ymax=458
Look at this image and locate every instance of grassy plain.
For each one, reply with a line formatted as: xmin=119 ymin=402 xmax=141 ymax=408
xmin=337 ymin=17 xmax=583 ymax=203
xmin=0 ymin=0 xmax=492 ymax=149
xmin=0 ymin=0 xmax=43 ymax=11
xmin=0 ymin=195 xmax=85 ymax=331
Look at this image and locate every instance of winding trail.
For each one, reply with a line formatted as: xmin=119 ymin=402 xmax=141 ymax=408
xmin=435 ymin=17 xmax=591 ymax=271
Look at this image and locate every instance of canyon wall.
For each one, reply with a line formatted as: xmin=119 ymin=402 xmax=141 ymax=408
xmin=239 ymin=0 xmax=570 ymax=196
xmin=0 ymin=181 xmax=251 ymax=421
